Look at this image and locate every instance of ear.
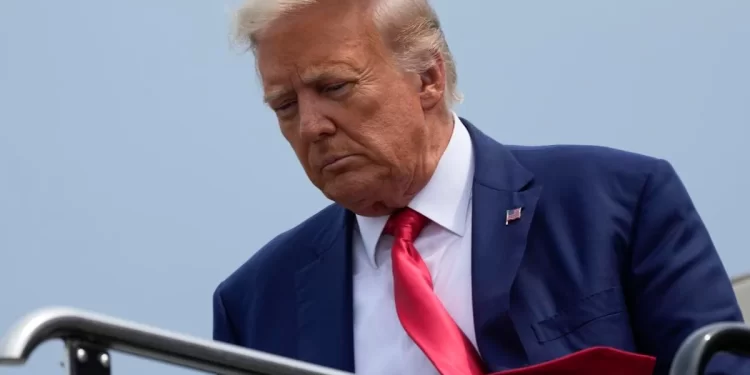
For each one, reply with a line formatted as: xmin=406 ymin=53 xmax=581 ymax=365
xmin=418 ymin=52 xmax=447 ymax=110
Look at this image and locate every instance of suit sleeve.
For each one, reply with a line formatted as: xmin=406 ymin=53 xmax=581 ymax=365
xmin=213 ymin=281 xmax=239 ymax=345
xmin=627 ymin=159 xmax=747 ymax=375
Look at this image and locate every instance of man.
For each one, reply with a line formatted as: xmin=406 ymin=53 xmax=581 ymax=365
xmin=212 ymin=0 xmax=746 ymax=374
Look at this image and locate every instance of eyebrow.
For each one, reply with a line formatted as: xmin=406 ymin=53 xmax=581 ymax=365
xmin=262 ymin=64 xmax=357 ymax=104
xmin=263 ymin=88 xmax=289 ymax=104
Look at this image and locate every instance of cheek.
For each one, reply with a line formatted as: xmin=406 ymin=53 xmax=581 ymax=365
xmin=346 ymin=86 xmax=404 ymax=138
xmin=279 ymin=121 xmax=296 ymax=142
xmin=354 ymin=122 xmax=416 ymax=170
xmin=291 ymin=142 xmax=323 ymax=184
xmin=372 ymin=101 xmax=423 ymax=153
xmin=334 ymin=77 xmax=422 ymax=164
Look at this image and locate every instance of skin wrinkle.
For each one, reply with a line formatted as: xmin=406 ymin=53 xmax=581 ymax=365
xmin=255 ymin=0 xmax=453 ymax=216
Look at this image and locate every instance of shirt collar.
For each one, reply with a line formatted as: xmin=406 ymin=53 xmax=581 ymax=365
xmin=355 ymin=112 xmax=475 ymax=268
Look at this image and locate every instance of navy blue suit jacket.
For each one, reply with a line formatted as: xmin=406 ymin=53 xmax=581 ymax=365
xmin=213 ymin=119 xmax=746 ymax=374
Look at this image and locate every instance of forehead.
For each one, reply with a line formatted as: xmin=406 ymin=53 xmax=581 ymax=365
xmin=254 ymin=3 xmax=379 ymax=90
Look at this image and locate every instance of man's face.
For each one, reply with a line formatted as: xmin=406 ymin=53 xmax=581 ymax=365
xmin=255 ymin=2 xmax=432 ymax=216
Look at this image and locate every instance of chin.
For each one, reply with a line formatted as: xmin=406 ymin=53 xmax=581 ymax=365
xmin=320 ymin=174 xmax=382 ymax=214
xmin=351 ymin=205 xmax=395 ymax=217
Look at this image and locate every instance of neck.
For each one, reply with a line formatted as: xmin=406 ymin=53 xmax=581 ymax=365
xmin=402 ymin=108 xmax=454 ymax=199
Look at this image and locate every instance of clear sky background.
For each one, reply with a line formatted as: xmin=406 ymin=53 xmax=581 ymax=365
xmin=1 ymin=0 xmax=748 ymax=374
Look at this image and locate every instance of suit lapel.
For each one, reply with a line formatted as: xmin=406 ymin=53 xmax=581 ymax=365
xmin=291 ymin=120 xmax=541 ymax=372
xmin=463 ymin=119 xmax=542 ymax=368
xmin=294 ymin=207 xmax=355 ymax=372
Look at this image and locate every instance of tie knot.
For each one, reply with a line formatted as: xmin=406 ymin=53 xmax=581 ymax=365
xmin=384 ymin=208 xmax=429 ymax=242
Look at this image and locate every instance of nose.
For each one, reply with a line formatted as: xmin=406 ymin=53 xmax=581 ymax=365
xmin=298 ymin=96 xmax=336 ymax=143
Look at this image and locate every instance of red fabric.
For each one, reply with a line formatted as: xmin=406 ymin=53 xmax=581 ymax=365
xmin=387 ymin=208 xmax=656 ymax=375
xmin=387 ymin=208 xmax=486 ymax=375
xmin=491 ymin=346 xmax=656 ymax=375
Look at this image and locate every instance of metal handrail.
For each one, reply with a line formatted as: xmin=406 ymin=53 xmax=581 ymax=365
xmin=669 ymin=322 xmax=750 ymax=375
xmin=0 ymin=306 xmax=352 ymax=375
xmin=5 ymin=306 xmax=750 ymax=375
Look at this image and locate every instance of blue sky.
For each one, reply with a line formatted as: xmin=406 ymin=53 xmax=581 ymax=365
xmin=1 ymin=0 xmax=748 ymax=373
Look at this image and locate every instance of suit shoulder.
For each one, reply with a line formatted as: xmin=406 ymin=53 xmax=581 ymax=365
xmin=504 ymin=144 xmax=679 ymax=210
xmin=506 ymin=144 xmax=668 ymax=181
xmin=217 ymin=203 xmax=344 ymax=295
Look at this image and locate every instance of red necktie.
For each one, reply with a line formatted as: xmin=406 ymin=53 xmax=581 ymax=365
xmin=386 ymin=208 xmax=485 ymax=375
xmin=386 ymin=208 xmax=657 ymax=375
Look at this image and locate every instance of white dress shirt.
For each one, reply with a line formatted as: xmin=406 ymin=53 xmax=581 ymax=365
xmin=352 ymin=112 xmax=476 ymax=375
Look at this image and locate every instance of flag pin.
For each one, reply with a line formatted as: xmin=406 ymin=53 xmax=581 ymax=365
xmin=505 ymin=207 xmax=522 ymax=225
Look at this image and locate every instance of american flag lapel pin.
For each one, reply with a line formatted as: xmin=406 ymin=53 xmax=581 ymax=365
xmin=505 ymin=207 xmax=522 ymax=225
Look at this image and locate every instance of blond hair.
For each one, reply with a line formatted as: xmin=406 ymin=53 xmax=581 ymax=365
xmin=233 ymin=0 xmax=462 ymax=106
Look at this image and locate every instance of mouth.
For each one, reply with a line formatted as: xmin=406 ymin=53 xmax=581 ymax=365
xmin=320 ymin=154 xmax=357 ymax=172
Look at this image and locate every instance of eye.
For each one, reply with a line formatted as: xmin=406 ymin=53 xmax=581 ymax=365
xmin=273 ymin=100 xmax=297 ymax=116
xmin=322 ymin=82 xmax=350 ymax=96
